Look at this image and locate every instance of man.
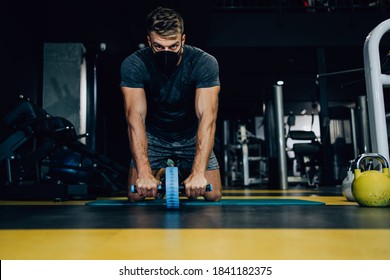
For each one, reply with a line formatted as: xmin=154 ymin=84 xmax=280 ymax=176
xmin=120 ymin=7 xmax=222 ymax=202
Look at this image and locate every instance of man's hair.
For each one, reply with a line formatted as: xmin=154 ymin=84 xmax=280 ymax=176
xmin=146 ymin=7 xmax=184 ymax=37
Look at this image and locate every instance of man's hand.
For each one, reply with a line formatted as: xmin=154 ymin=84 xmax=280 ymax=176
xmin=135 ymin=173 xmax=161 ymax=198
xmin=183 ymin=172 xmax=208 ymax=199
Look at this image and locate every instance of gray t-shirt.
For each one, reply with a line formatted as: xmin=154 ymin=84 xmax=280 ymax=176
xmin=120 ymin=45 xmax=220 ymax=141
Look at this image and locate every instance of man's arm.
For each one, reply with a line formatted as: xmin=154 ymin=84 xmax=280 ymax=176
xmin=183 ymin=85 xmax=220 ymax=198
xmin=121 ymin=87 xmax=160 ymax=198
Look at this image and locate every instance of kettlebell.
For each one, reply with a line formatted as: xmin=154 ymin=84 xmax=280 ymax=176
xmin=341 ymin=160 xmax=356 ymax=202
xmin=352 ymin=153 xmax=390 ymax=207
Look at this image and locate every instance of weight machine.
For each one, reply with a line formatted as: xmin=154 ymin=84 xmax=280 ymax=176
xmin=223 ymin=119 xmax=268 ymax=187
xmin=285 ymin=112 xmax=322 ymax=186
xmin=0 ymin=96 xmax=128 ymax=200
xmin=222 ymin=85 xmax=289 ymax=189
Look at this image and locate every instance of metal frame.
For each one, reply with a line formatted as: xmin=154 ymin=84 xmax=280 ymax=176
xmin=363 ymin=18 xmax=390 ymax=163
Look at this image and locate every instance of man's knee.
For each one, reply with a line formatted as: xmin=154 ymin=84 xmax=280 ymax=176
xmin=204 ymin=190 xmax=222 ymax=202
xmin=204 ymin=168 xmax=222 ymax=202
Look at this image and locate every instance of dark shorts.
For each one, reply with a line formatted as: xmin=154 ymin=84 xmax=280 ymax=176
xmin=130 ymin=132 xmax=220 ymax=170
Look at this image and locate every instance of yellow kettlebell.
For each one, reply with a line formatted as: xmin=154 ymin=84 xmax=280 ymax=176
xmin=352 ymin=153 xmax=390 ymax=207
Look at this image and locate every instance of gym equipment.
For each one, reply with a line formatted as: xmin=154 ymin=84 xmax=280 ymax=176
xmin=0 ymin=96 xmax=128 ymax=200
xmin=223 ymin=119 xmax=268 ymax=187
xmin=341 ymin=160 xmax=356 ymax=202
xmin=130 ymin=165 xmax=212 ymax=209
xmin=327 ymin=106 xmax=358 ymax=183
xmin=286 ymin=112 xmax=321 ymax=187
xmin=86 ymin=198 xmax=325 ymax=206
xmin=236 ymin=123 xmax=267 ymax=186
xmin=364 ymin=19 xmax=390 ymax=164
xmin=288 ymin=130 xmax=321 ymax=186
xmin=0 ymin=96 xmax=55 ymax=185
xmin=352 ymin=153 xmax=390 ymax=207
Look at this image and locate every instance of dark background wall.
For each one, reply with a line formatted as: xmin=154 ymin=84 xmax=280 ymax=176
xmin=1 ymin=0 xmax=390 ymax=167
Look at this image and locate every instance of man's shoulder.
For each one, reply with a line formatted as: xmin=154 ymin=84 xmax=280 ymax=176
xmin=184 ymin=45 xmax=218 ymax=68
xmin=120 ymin=48 xmax=154 ymax=86
xmin=185 ymin=45 xmax=214 ymax=58
xmin=123 ymin=48 xmax=152 ymax=65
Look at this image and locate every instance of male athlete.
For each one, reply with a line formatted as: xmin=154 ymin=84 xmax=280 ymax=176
xmin=120 ymin=7 xmax=222 ymax=202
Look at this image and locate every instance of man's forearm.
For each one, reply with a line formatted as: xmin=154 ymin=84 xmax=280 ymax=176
xmin=192 ymin=116 xmax=216 ymax=174
xmin=128 ymin=117 xmax=152 ymax=175
xmin=192 ymin=86 xmax=220 ymax=175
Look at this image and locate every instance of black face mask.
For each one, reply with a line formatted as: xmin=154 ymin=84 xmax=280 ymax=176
xmin=153 ymin=49 xmax=181 ymax=75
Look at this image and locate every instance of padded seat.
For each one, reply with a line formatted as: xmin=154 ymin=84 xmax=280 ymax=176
xmin=289 ymin=130 xmax=321 ymax=186
xmin=289 ymin=130 xmax=316 ymax=141
xmin=293 ymin=142 xmax=320 ymax=155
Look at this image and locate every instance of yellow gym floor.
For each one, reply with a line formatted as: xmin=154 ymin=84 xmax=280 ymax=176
xmin=1 ymin=186 xmax=389 ymax=260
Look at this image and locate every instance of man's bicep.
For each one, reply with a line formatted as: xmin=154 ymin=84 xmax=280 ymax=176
xmin=195 ymin=86 xmax=220 ymax=119
xmin=121 ymin=87 xmax=147 ymax=120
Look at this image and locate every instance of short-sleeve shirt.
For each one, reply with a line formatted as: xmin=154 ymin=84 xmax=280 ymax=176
xmin=120 ymin=45 xmax=220 ymax=142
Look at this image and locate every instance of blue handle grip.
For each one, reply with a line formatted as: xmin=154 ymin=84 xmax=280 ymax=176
xmin=130 ymin=184 xmax=212 ymax=193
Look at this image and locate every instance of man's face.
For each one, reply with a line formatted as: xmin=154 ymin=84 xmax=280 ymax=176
xmin=148 ymin=31 xmax=185 ymax=54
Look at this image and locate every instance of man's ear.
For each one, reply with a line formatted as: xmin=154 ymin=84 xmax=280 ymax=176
xmin=182 ymin=34 xmax=186 ymax=44
xmin=147 ymin=35 xmax=151 ymax=46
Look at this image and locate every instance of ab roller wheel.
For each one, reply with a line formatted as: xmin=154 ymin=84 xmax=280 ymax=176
xmin=165 ymin=166 xmax=180 ymax=209
xmin=130 ymin=166 xmax=212 ymax=209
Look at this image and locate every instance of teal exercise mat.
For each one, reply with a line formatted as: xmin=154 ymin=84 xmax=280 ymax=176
xmin=86 ymin=198 xmax=325 ymax=206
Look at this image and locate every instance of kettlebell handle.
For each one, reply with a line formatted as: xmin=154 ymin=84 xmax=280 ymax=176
xmin=354 ymin=153 xmax=389 ymax=170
